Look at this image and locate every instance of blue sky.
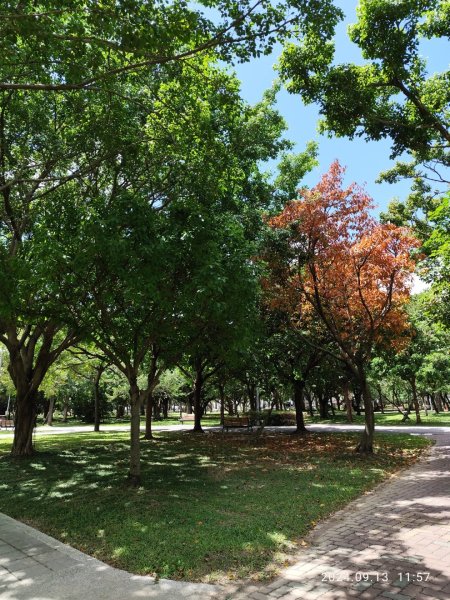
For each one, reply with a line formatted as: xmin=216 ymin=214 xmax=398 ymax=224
xmin=232 ymin=0 xmax=448 ymax=217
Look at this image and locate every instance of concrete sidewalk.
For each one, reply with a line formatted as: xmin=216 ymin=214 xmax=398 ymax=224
xmin=227 ymin=431 xmax=450 ymax=600
xmin=0 ymin=513 xmax=219 ymax=600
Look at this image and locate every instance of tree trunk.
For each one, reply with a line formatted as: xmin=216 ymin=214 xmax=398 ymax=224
xmin=153 ymin=398 xmax=161 ymax=420
xmin=162 ymin=396 xmax=168 ymax=419
xmin=128 ymin=382 xmax=141 ymax=487
xmin=144 ymin=391 xmax=153 ymax=440
xmin=246 ymin=381 xmax=257 ymax=412
xmin=218 ymin=384 xmax=225 ymax=425
xmin=5 ymin=324 xmax=76 ymax=457
xmin=306 ymin=392 xmax=314 ymax=417
xmin=353 ymin=386 xmax=362 ymax=416
xmin=329 ymin=396 xmax=335 ymax=417
xmin=442 ymin=393 xmax=450 ymax=411
xmin=93 ymin=366 xmax=105 ymax=433
xmin=193 ymin=368 xmax=203 ymax=432
xmin=45 ymin=397 xmax=55 ymax=426
xmin=355 ymin=370 xmax=374 ymax=453
xmin=318 ymin=393 xmax=328 ymax=418
xmin=293 ymin=379 xmax=308 ymax=434
xmin=11 ymin=388 xmax=37 ymax=456
xmin=433 ymin=393 xmax=442 ymax=413
xmin=62 ymin=402 xmax=69 ymax=422
xmin=343 ymin=381 xmax=353 ymax=423
xmin=411 ymin=376 xmax=421 ymax=424
xmin=401 ymin=404 xmax=412 ymax=422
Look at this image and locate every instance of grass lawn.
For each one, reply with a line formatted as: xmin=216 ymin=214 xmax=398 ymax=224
xmin=33 ymin=413 xmax=222 ymax=429
xmin=0 ymin=430 xmax=431 ymax=583
xmin=305 ymin=410 xmax=450 ymax=427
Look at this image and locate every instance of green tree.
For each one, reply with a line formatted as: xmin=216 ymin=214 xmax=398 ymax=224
xmin=278 ymin=0 xmax=449 ymax=192
xmin=0 ymin=0 xmax=342 ymax=91
xmin=0 ymin=0 xmax=338 ymax=457
xmin=37 ymin=60 xmax=304 ymax=483
xmin=422 ymin=194 xmax=450 ymax=327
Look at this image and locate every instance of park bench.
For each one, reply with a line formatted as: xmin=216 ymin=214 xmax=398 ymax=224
xmin=223 ymin=416 xmax=252 ymax=431
xmin=0 ymin=417 xmax=14 ymax=430
xmin=179 ymin=414 xmax=196 ymax=424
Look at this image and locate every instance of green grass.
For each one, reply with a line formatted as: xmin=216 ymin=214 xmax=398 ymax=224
xmin=33 ymin=413 xmax=222 ymax=429
xmin=0 ymin=430 xmax=431 ymax=582
xmin=305 ymin=410 xmax=450 ymax=427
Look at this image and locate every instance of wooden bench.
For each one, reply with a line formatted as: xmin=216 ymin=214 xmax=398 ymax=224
xmin=223 ymin=416 xmax=252 ymax=431
xmin=0 ymin=418 xmax=14 ymax=430
xmin=179 ymin=414 xmax=196 ymax=424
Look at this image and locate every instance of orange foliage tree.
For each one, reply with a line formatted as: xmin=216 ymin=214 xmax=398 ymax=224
xmin=269 ymin=161 xmax=419 ymax=452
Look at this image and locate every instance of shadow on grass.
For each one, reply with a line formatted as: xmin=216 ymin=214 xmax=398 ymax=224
xmin=0 ymin=430 xmax=431 ymax=582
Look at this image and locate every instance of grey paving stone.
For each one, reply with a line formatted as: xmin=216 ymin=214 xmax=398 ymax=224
xmin=0 ymin=549 xmax=27 ymax=565
xmin=4 ymin=556 xmax=38 ymax=573
xmin=381 ymin=593 xmax=413 ymax=600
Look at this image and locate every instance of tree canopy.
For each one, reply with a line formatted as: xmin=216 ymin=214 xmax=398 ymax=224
xmin=0 ymin=0 xmax=342 ymax=91
xmin=278 ymin=0 xmax=449 ymax=192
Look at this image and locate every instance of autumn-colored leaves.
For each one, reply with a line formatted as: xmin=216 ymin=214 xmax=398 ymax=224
xmin=266 ymin=161 xmax=420 ymax=452
xmin=267 ymin=161 xmax=419 ymax=359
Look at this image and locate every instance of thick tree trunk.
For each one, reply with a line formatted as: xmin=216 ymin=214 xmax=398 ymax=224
xmin=318 ymin=393 xmax=328 ymax=418
xmin=5 ymin=324 xmax=76 ymax=457
xmin=128 ymin=383 xmax=141 ymax=487
xmin=153 ymin=398 xmax=161 ymax=420
xmin=193 ymin=370 xmax=203 ymax=432
xmin=343 ymin=381 xmax=353 ymax=423
xmin=246 ymin=381 xmax=257 ymax=412
xmin=144 ymin=391 xmax=153 ymax=440
xmin=45 ymin=397 xmax=55 ymax=426
xmin=12 ymin=388 xmax=37 ymax=456
xmin=355 ymin=371 xmax=374 ymax=453
xmin=432 ymin=393 xmax=441 ymax=413
xmin=62 ymin=402 xmax=69 ymax=422
xmin=293 ymin=379 xmax=308 ymax=434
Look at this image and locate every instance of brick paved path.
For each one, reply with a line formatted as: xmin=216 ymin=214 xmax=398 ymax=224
xmin=224 ymin=432 xmax=450 ymax=600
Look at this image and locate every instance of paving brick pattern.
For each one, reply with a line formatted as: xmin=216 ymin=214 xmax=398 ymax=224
xmin=224 ymin=433 xmax=450 ymax=600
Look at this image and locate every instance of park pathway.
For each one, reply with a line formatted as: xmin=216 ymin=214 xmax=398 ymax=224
xmin=224 ymin=431 xmax=450 ymax=600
